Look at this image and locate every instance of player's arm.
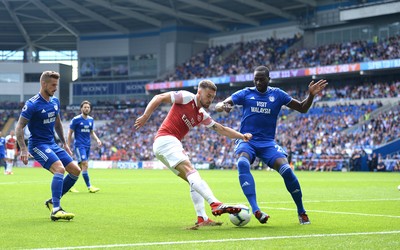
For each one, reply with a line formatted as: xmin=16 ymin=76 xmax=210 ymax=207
xmin=210 ymin=122 xmax=252 ymax=141
xmin=15 ymin=116 xmax=29 ymax=165
xmin=286 ymin=79 xmax=328 ymax=113
xmin=215 ymin=97 xmax=234 ymax=113
xmin=67 ymin=128 xmax=74 ymax=148
xmin=91 ymin=130 xmax=102 ymax=146
xmin=55 ymin=115 xmax=73 ymax=155
xmin=134 ymin=92 xmax=172 ymax=130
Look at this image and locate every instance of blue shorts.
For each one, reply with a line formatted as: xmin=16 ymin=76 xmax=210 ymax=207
xmin=234 ymin=139 xmax=288 ymax=167
xmin=74 ymin=146 xmax=90 ymax=163
xmin=29 ymin=143 xmax=73 ymax=170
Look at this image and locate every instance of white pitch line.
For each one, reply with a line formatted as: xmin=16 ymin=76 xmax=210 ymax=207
xmin=30 ymin=231 xmax=400 ymax=250
xmin=258 ymin=198 xmax=400 ymax=204
xmin=263 ymin=207 xmax=400 ymax=219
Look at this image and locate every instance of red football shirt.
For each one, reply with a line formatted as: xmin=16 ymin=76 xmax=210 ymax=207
xmin=155 ymin=91 xmax=215 ymax=141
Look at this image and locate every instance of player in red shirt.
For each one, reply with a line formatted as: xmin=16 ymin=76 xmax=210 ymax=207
xmin=5 ymin=130 xmax=17 ymax=175
xmin=135 ymin=80 xmax=252 ymax=229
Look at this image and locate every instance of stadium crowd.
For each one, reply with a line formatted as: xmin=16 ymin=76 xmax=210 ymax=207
xmin=1 ymin=78 xmax=398 ymax=172
xmin=160 ymin=34 xmax=400 ymax=82
xmin=63 ymin=81 xmax=399 ymax=172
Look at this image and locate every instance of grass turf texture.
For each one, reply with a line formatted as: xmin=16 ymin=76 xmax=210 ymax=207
xmin=0 ymin=168 xmax=399 ymax=249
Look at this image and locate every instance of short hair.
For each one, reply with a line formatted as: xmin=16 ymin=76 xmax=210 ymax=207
xmin=198 ymin=80 xmax=217 ymax=92
xmin=254 ymin=66 xmax=270 ymax=77
xmin=40 ymin=71 xmax=60 ymax=83
xmin=80 ymin=100 xmax=91 ymax=109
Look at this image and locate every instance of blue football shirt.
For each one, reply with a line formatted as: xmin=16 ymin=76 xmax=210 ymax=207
xmin=231 ymin=86 xmax=292 ymax=141
xmin=20 ymin=93 xmax=60 ymax=146
xmin=0 ymin=137 xmax=5 ymax=158
xmin=69 ymin=114 xmax=94 ymax=148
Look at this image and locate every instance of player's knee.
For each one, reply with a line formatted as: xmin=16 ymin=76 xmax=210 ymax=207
xmin=80 ymin=161 xmax=89 ymax=170
xmin=51 ymin=163 xmax=66 ymax=175
xmin=67 ymin=162 xmax=81 ymax=176
xmin=237 ymin=156 xmax=251 ymax=174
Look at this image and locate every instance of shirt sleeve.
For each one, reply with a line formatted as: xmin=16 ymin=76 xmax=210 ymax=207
xmin=200 ymin=109 xmax=216 ymax=128
xmin=231 ymin=89 xmax=245 ymax=105
xmin=20 ymin=102 xmax=33 ymax=120
xmin=171 ymin=90 xmax=195 ymax=104
xmin=69 ymin=118 xmax=75 ymax=129
xmin=279 ymin=88 xmax=293 ymax=106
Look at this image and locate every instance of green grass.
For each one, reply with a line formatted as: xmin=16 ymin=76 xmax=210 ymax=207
xmin=0 ymin=168 xmax=399 ymax=249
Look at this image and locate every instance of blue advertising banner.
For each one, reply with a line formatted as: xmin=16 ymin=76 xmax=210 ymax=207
xmin=73 ymin=81 xmax=146 ymax=96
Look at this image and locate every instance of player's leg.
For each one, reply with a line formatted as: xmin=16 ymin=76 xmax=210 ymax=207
xmin=235 ymin=142 xmax=269 ymax=223
xmin=188 ymin=187 xmax=222 ymax=229
xmin=9 ymin=149 xmax=15 ymax=174
xmin=79 ymin=147 xmax=99 ymax=193
xmin=153 ymin=136 xmax=240 ymax=219
xmin=31 ymin=144 xmax=75 ymax=220
xmin=177 ymin=163 xmax=241 ymax=216
xmin=0 ymin=157 xmax=6 ymax=174
xmin=68 ymin=147 xmax=83 ymax=193
xmin=5 ymin=149 xmax=14 ymax=174
xmin=272 ymin=156 xmax=310 ymax=225
xmin=153 ymin=136 xmax=214 ymax=221
xmin=0 ymin=155 xmax=6 ymax=173
xmin=61 ymin=148 xmax=81 ymax=197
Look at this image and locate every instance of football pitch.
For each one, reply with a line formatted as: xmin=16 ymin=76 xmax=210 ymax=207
xmin=1 ymin=167 xmax=399 ymax=249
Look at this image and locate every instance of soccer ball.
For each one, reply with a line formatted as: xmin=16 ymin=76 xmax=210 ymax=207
xmin=398 ymin=185 xmax=400 ymax=191
xmin=229 ymin=204 xmax=251 ymax=227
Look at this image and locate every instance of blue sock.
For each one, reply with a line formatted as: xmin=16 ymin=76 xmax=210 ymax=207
xmin=237 ymin=156 xmax=260 ymax=213
xmin=51 ymin=173 xmax=64 ymax=209
xmin=82 ymin=171 xmax=91 ymax=188
xmin=62 ymin=173 xmax=79 ymax=196
xmin=279 ymin=164 xmax=305 ymax=214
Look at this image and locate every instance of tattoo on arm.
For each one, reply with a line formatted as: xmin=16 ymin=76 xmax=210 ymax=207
xmin=15 ymin=117 xmax=29 ymax=150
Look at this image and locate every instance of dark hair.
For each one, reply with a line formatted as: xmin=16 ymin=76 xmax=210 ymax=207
xmin=254 ymin=66 xmax=270 ymax=76
xmin=80 ymin=100 xmax=91 ymax=109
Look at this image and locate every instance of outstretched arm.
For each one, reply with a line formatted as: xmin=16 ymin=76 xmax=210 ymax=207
xmin=134 ymin=92 xmax=172 ymax=130
xmin=215 ymin=96 xmax=234 ymax=113
xmin=286 ymin=79 xmax=328 ymax=113
xmin=210 ymin=122 xmax=252 ymax=141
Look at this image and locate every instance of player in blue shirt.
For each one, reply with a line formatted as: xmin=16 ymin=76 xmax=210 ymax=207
xmin=216 ymin=66 xmax=328 ymax=225
xmin=0 ymin=131 xmax=6 ymax=173
xmin=67 ymin=100 xmax=102 ymax=193
xmin=15 ymin=71 xmax=81 ymax=221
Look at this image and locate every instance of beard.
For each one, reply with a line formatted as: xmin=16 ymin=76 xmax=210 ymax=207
xmin=45 ymin=89 xmax=54 ymax=96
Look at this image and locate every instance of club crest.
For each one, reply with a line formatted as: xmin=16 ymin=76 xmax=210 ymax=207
xmin=269 ymin=96 xmax=275 ymax=102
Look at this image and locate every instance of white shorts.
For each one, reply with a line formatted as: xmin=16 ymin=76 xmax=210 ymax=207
xmin=6 ymin=149 xmax=15 ymax=160
xmin=153 ymin=135 xmax=189 ymax=175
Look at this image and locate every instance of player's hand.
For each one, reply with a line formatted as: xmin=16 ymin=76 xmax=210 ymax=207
xmin=63 ymin=144 xmax=73 ymax=156
xmin=242 ymin=133 xmax=252 ymax=142
xmin=97 ymin=139 xmax=102 ymax=146
xmin=308 ymin=79 xmax=328 ymax=96
xmin=134 ymin=114 xmax=149 ymax=130
xmin=215 ymin=102 xmax=234 ymax=113
xmin=20 ymin=150 xmax=32 ymax=165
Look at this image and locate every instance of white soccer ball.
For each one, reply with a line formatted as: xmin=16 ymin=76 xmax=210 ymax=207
xmin=398 ymin=185 xmax=400 ymax=191
xmin=229 ymin=204 xmax=251 ymax=227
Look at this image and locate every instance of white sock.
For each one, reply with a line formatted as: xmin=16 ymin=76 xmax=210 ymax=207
xmin=7 ymin=163 xmax=12 ymax=172
xmin=190 ymin=188 xmax=208 ymax=220
xmin=52 ymin=207 xmax=60 ymax=213
xmin=186 ymin=170 xmax=219 ymax=205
